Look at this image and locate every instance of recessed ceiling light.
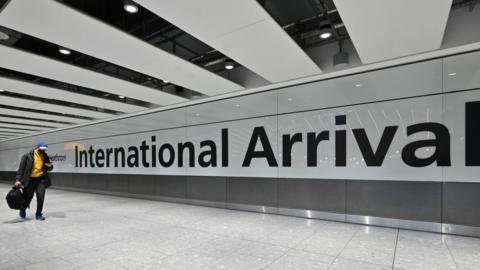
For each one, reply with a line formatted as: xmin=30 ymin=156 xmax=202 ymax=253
xmin=163 ymin=80 xmax=169 ymax=83
xmin=287 ymin=98 xmax=293 ymax=102
xmin=58 ymin=47 xmax=71 ymax=55
xmin=119 ymin=95 xmax=125 ymax=99
xmin=448 ymin=72 xmax=457 ymax=76
xmin=319 ymin=24 xmax=333 ymax=39
xmin=0 ymin=31 xmax=9 ymax=40
xmin=124 ymin=0 xmax=139 ymax=13
xmin=224 ymin=59 xmax=234 ymax=70
xmin=320 ymin=32 xmax=332 ymax=39
xmin=355 ymin=84 xmax=362 ymax=87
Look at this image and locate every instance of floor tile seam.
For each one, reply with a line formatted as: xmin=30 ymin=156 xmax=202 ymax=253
xmin=257 ymin=245 xmax=294 ymax=270
xmin=444 ymin=237 xmax=460 ymax=270
xmin=157 ymin=242 xmax=245 ymax=268
xmin=391 ymin=229 xmax=400 ymax=270
xmin=175 ymin=224 xmax=284 ymax=246
xmin=197 ymin=229 xmax=298 ymax=250
xmin=286 ymin=225 xmax=322 ymax=251
xmin=331 ymin=256 xmax=397 ymax=269
xmin=225 ymin=222 xmax=326 ymax=268
xmin=326 ymin=226 xmax=363 ymax=269
xmin=9 ymin=254 xmax=33 ymax=268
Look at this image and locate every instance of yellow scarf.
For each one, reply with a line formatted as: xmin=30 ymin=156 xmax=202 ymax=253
xmin=30 ymin=149 xmax=44 ymax=178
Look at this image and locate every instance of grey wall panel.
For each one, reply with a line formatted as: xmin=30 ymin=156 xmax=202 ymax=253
xmin=0 ymin=171 xmax=10 ymax=181
xmin=106 ymin=174 xmax=129 ymax=193
xmin=71 ymin=173 xmax=90 ymax=189
xmin=278 ymin=178 xmax=346 ymax=213
xmin=443 ymin=182 xmax=480 ymax=226
xmin=50 ymin=172 xmax=72 ymax=187
xmin=347 ymin=180 xmax=442 ymax=222
xmin=154 ymin=175 xmax=187 ymax=198
xmin=0 ymin=171 xmax=11 ymax=183
xmin=1 ymin=171 xmax=16 ymax=184
xmin=7 ymin=171 xmax=16 ymax=180
xmin=87 ymin=173 xmax=108 ymax=190
xmin=227 ymin=177 xmax=277 ymax=206
xmin=187 ymin=176 xmax=226 ymax=202
xmin=128 ymin=175 xmax=156 ymax=195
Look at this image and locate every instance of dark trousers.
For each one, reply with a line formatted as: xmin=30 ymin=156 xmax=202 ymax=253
xmin=23 ymin=178 xmax=46 ymax=216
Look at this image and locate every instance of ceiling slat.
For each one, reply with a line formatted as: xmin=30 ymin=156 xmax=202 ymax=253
xmin=0 ymin=116 xmax=67 ymax=128
xmin=333 ymin=0 xmax=452 ymax=63
xmin=135 ymin=0 xmax=322 ymax=82
xmin=0 ymin=128 xmax=32 ymax=134
xmin=0 ymin=76 xmax=148 ymax=113
xmin=0 ymin=45 xmax=187 ymax=106
xmin=0 ymin=123 xmax=50 ymax=131
xmin=0 ymin=107 xmax=86 ymax=124
xmin=0 ymin=0 xmax=243 ymax=96
xmin=0 ymin=95 xmax=115 ymax=119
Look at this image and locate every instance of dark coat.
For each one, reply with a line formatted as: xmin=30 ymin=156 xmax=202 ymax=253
xmin=15 ymin=150 xmax=53 ymax=188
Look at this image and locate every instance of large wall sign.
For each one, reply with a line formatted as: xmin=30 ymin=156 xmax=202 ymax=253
xmin=1 ymin=93 xmax=479 ymax=182
xmin=1 ymin=55 xmax=480 ymax=183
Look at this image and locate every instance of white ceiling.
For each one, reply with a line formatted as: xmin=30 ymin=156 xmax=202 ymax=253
xmin=0 ymin=116 xmax=67 ymax=128
xmin=0 ymin=0 xmax=467 ymax=141
xmin=0 ymin=0 xmax=243 ymax=96
xmin=135 ymin=0 xmax=322 ymax=83
xmin=0 ymin=95 xmax=115 ymax=119
xmin=0 ymin=107 xmax=87 ymax=124
xmin=333 ymin=0 xmax=453 ymax=63
xmin=0 ymin=76 xmax=147 ymax=113
xmin=0 ymin=123 xmax=50 ymax=131
xmin=0 ymin=128 xmax=32 ymax=134
xmin=0 ymin=45 xmax=187 ymax=106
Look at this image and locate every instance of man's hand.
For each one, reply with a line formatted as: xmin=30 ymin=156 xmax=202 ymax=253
xmin=45 ymin=163 xmax=52 ymax=167
xmin=15 ymin=181 xmax=22 ymax=188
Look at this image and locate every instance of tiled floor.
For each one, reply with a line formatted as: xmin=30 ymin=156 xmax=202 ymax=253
xmin=1 ymin=183 xmax=479 ymax=270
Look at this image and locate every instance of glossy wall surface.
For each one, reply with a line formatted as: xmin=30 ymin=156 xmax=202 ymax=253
xmin=1 ymin=50 xmax=480 ymax=236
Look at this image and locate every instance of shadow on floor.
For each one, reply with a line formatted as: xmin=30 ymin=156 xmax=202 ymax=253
xmin=3 ymin=217 xmax=32 ymax=223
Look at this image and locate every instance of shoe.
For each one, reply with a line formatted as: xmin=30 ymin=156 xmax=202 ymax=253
xmin=19 ymin=209 xmax=26 ymax=219
xmin=35 ymin=214 xmax=45 ymax=221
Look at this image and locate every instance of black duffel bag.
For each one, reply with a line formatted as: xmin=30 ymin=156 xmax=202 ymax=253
xmin=6 ymin=186 xmax=26 ymax=210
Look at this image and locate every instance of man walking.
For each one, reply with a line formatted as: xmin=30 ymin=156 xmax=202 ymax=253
xmin=14 ymin=141 xmax=53 ymax=221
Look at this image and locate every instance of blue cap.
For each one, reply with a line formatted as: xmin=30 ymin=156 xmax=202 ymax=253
xmin=36 ymin=141 xmax=48 ymax=150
